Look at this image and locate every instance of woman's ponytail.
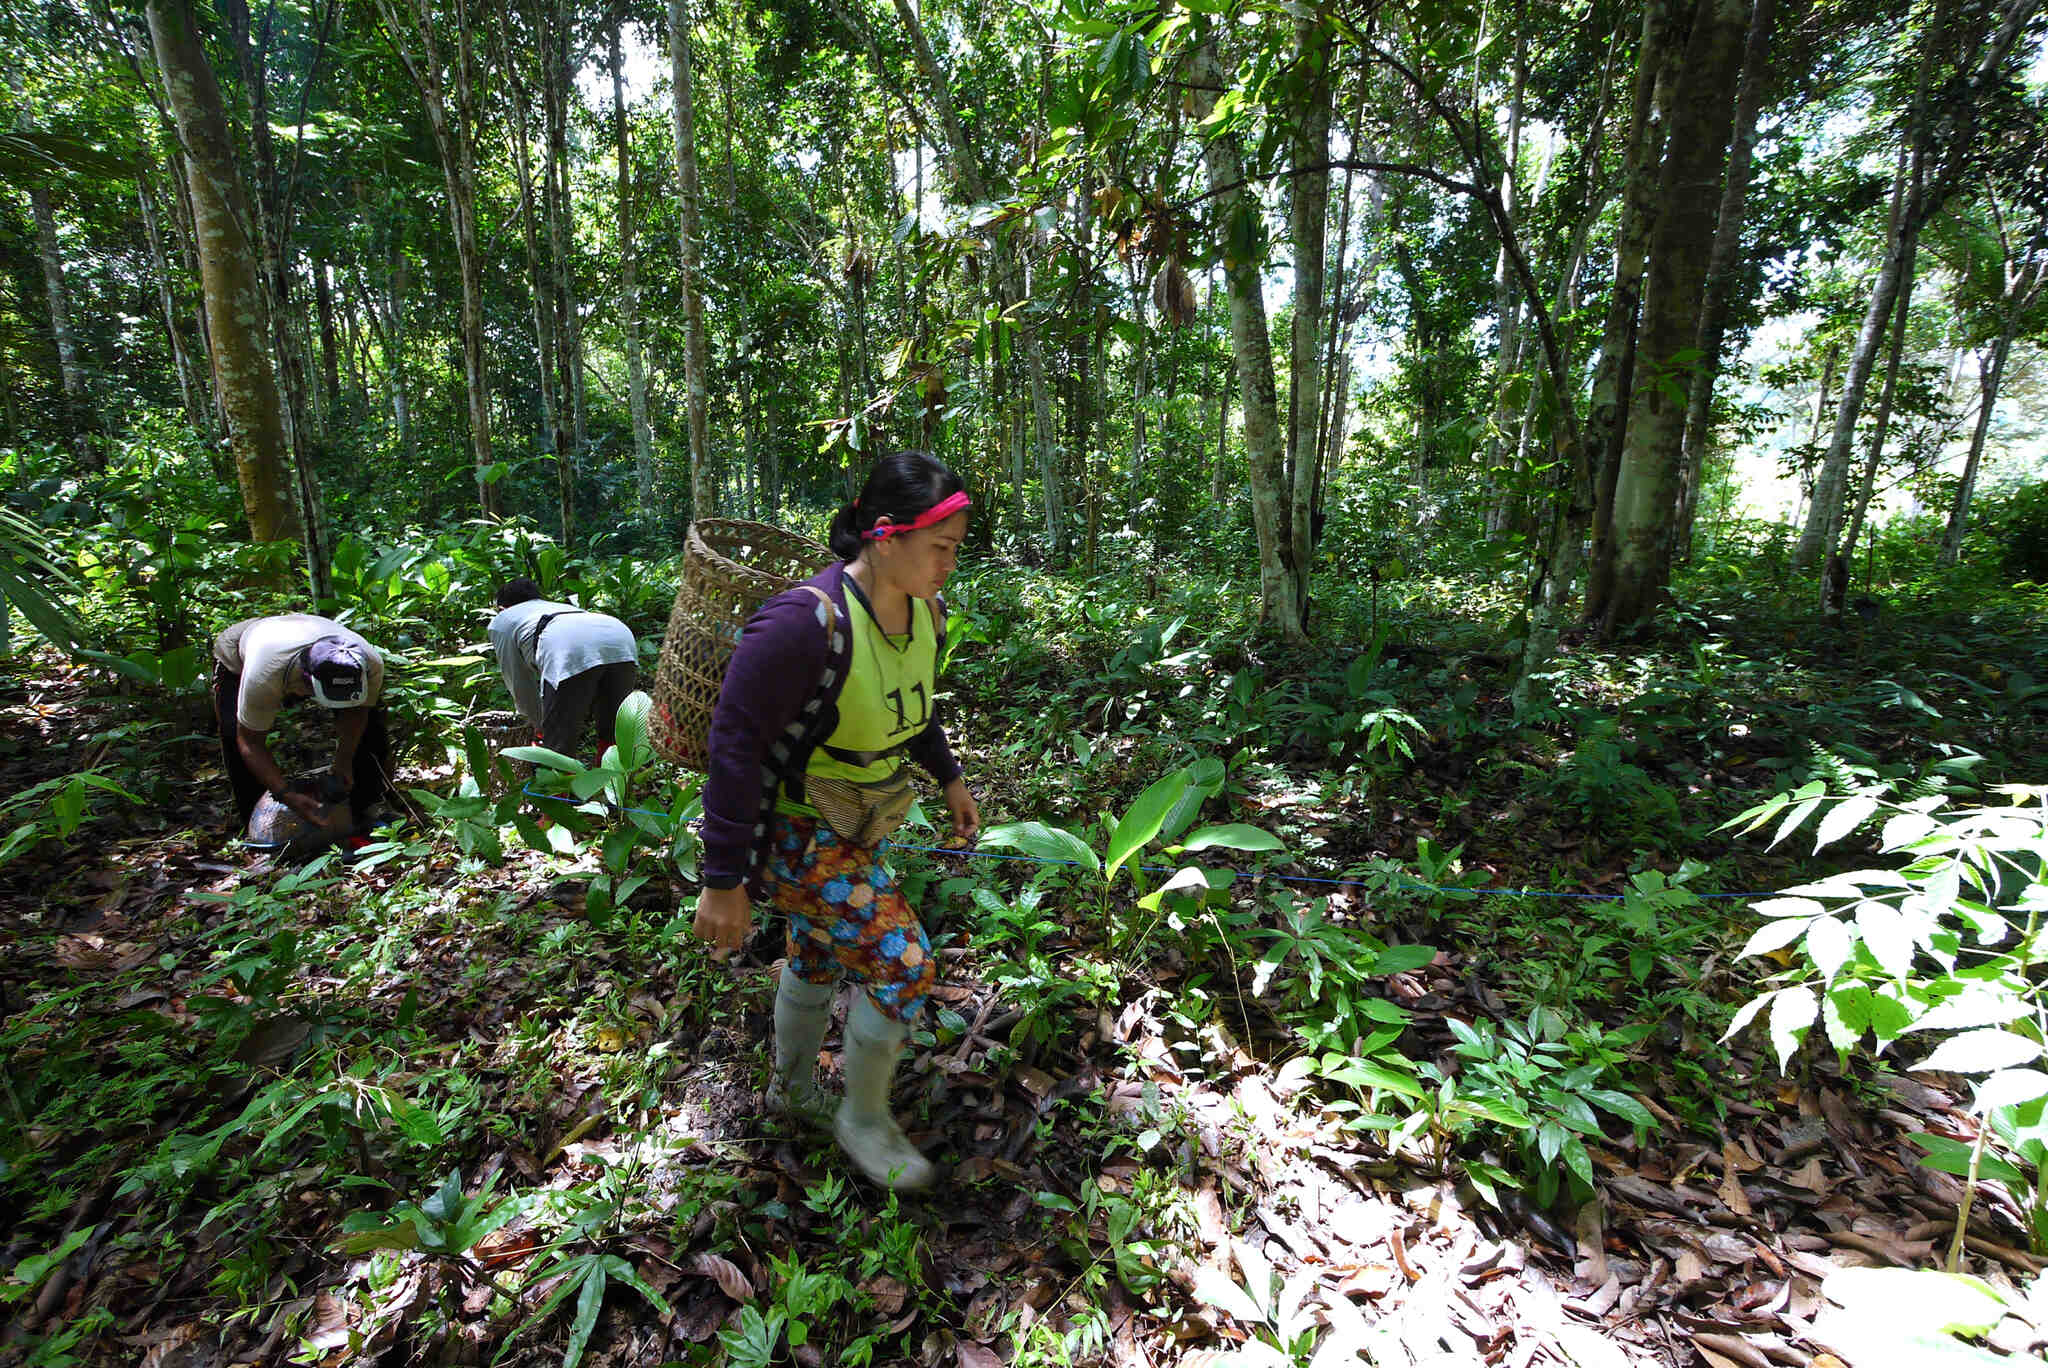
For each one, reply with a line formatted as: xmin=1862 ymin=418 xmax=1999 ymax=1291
xmin=827 ymin=501 xmax=864 ymax=560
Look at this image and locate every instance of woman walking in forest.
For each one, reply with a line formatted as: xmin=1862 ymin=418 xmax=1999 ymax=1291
xmin=693 ymin=451 xmax=979 ymax=1192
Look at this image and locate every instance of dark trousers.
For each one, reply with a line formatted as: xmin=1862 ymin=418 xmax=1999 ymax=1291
xmin=213 ymin=665 xmax=395 ymax=829
xmin=539 ymin=661 xmax=638 ymax=763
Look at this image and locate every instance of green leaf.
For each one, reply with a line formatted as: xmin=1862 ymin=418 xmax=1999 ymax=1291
xmin=613 ymin=691 xmax=653 ymax=771
xmin=1581 ymin=1089 xmax=1658 ymax=1130
xmin=979 ymin=821 xmax=1100 ymax=874
xmin=1823 ymin=1267 xmax=2008 ymax=1339
xmin=600 ymin=1254 xmax=674 ymax=1317
xmin=1741 ymin=917 xmax=1811 ymax=957
xmin=570 ymin=770 xmax=617 ymax=801
xmin=1180 ymin=824 xmax=1287 ymax=855
xmin=1856 ymin=900 xmax=1917 ymax=979
xmin=1914 ymin=1029 xmax=2042 ymax=1076
xmin=1158 ymin=756 xmax=1225 ymax=841
xmin=1814 ymin=795 xmax=1880 ymax=851
xmin=564 ymin=1260 xmax=607 ymax=1368
xmin=504 ymin=745 xmax=587 ymax=773
xmin=1771 ymin=793 xmax=1825 ymax=848
xmin=1106 ymin=769 xmax=1194 ymax=885
xmin=1973 ymin=1069 xmax=2048 ymax=1115
xmin=1325 ymin=1060 xmax=1425 ymax=1098
xmin=1805 ymin=916 xmax=1856 ymax=983
xmin=10 ymin=1226 xmax=95 ymax=1290
xmin=1768 ymin=987 xmax=1818 ymax=1073
xmin=1370 ymin=944 xmax=1437 ymax=975
xmin=1190 ymin=1264 xmax=1266 ymax=1327
xmin=1909 ymin=1133 xmax=2032 ymax=1187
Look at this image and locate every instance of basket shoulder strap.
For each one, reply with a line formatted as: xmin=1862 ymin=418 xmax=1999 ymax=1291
xmin=796 ymin=584 xmax=840 ymax=642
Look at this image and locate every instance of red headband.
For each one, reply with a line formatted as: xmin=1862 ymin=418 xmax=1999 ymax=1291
xmin=863 ymin=490 xmax=972 ymax=540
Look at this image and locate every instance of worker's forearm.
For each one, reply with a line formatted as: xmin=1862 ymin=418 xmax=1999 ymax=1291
xmin=237 ymin=730 xmax=291 ymax=795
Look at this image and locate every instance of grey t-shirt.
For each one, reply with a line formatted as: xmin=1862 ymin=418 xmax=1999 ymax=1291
xmin=487 ymin=600 xmax=638 ymax=727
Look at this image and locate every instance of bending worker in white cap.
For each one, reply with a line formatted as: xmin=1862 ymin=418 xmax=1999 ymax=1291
xmin=211 ymin=613 xmax=393 ymax=832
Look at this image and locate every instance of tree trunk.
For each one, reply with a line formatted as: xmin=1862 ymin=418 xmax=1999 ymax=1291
xmin=1600 ymin=0 xmax=1753 ymax=633
xmin=378 ymin=0 xmax=497 ymax=516
xmin=1483 ymin=0 xmax=1528 ymax=482
xmin=1940 ymin=247 xmax=2043 ymax=566
xmin=886 ymin=0 xmax=1057 ymax=550
xmin=146 ymin=0 xmax=299 ymax=541
xmin=139 ymin=165 xmax=209 ymax=438
xmin=1285 ymin=4 xmax=1332 ymax=624
xmin=612 ymin=14 xmax=657 ymax=517
xmin=1832 ymin=246 xmax=1920 ymax=603
xmin=386 ymin=240 xmax=416 ymax=463
xmin=1671 ymin=0 xmax=1777 ymax=561
xmin=1581 ymin=0 xmax=1674 ymax=623
xmin=670 ymin=0 xmax=714 ymax=519
xmin=497 ymin=7 xmax=565 ymax=525
xmin=1190 ymin=37 xmax=1303 ymax=641
xmin=1938 ymin=335 xmax=2012 ymax=567
xmin=1789 ymin=0 xmax=2037 ymax=571
xmin=544 ymin=0 xmax=586 ymax=464
xmin=314 ymin=258 xmax=342 ymax=421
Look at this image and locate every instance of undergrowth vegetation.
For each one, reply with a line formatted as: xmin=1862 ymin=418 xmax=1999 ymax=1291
xmin=5 ymin=435 xmax=2048 ymax=1363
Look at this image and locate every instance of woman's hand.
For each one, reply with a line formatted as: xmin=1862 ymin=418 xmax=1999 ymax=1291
xmin=693 ymin=885 xmax=753 ymax=955
xmin=942 ymin=777 xmax=980 ymax=846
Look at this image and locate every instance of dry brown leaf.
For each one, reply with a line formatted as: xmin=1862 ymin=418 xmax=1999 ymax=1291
xmin=1719 ymin=1164 xmax=1754 ymax=1217
xmin=304 ymin=1293 xmax=350 ymax=1352
xmin=693 ymin=1251 xmax=755 ymax=1303
xmin=955 ymin=1343 xmax=1003 ymax=1368
xmin=1575 ymin=1200 xmax=1610 ymax=1286
xmin=138 ymin=1323 xmax=221 ymax=1368
xmin=1014 ymin=1065 xmax=1056 ymax=1098
xmin=862 ymin=1274 xmax=908 ymax=1316
xmin=1691 ymin=1332 xmax=1773 ymax=1368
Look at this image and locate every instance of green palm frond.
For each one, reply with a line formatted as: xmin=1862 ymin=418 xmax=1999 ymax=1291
xmin=0 ymin=504 xmax=85 ymax=651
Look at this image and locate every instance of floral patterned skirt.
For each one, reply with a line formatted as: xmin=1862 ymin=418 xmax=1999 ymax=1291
xmin=761 ymin=813 xmax=933 ymax=1023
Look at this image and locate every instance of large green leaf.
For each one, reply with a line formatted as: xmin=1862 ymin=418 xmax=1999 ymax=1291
xmin=1158 ymin=756 xmax=1224 ymax=842
xmin=979 ymin=821 xmax=1100 ymax=874
xmin=1106 ymin=769 xmax=1193 ymax=885
xmin=1181 ymin=824 xmax=1287 ymax=856
xmin=503 ymin=745 xmax=586 ymax=773
xmin=613 ymin=691 xmax=653 ymax=771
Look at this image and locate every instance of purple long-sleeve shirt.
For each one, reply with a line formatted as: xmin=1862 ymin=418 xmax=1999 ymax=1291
xmin=699 ymin=562 xmax=961 ymax=889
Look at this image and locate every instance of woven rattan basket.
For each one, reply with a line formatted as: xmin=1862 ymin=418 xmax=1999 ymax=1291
xmin=650 ymin=518 xmax=833 ymax=771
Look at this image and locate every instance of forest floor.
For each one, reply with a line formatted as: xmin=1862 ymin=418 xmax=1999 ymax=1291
xmin=4 ymin=637 xmax=2046 ymax=1368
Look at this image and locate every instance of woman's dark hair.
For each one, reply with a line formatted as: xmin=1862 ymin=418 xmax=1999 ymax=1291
xmin=496 ymin=577 xmax=543 ymax=610
xmin=827 ymin=450 xmax=965 ymax=560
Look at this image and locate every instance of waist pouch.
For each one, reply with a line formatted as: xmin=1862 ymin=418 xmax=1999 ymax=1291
xmin=805 ymin=768 xmax=915 ymax=847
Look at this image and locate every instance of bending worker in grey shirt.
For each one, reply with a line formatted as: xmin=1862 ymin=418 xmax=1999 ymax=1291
xmin=488 ymin=578 xmax=640 ymax=762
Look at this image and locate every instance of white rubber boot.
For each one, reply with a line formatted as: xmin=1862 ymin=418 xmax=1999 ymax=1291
xmin=767 ymin=965 xmax=837 ymax=1129
xmin=833 ymin=993 xmax=935 ymax=1192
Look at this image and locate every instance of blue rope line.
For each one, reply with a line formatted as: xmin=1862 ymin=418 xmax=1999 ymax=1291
xmin=519 ymin=784 xmax=1756 ymax=903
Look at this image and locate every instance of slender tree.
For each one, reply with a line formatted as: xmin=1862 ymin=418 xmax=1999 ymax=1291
xmin=375 ymin=0 xmax=499 ymax=517
xmin=145 ymin=0 xmax=300 ymax=543
xmin=670 ymin=0 xmax=714 ymax=519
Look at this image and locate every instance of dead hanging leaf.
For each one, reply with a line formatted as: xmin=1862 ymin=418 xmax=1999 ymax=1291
xmin=1151 ymin=256 xmax=1198 ymax=328
xmin=692 ymin=1251 xmax=755 ymax=1303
